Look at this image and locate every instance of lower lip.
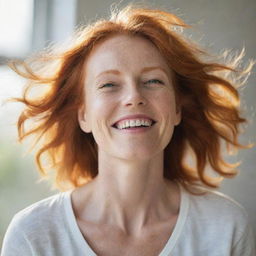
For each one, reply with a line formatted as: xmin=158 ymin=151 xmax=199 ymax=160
xmin=113 ymin=125 xmax=154 ymax=133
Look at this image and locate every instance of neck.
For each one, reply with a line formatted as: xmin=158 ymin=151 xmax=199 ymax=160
xmin=77 ymin=150 xmax=180 ymax=236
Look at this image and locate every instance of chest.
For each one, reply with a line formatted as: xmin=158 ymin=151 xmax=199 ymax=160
xmin=77 ymin=218 xmax=177 ymax=256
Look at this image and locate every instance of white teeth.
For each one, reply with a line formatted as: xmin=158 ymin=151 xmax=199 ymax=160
xmin=130 ymin=120 xmax=136 ymax=127
xmin=144 ymin=120 xmax=151 ymax=126
xmin=116 ymin=119 xmax=153 ymax=129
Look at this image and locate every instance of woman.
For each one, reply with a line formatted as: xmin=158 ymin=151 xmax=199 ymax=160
xmin=1 ymin=4 xmax=255 ymax=256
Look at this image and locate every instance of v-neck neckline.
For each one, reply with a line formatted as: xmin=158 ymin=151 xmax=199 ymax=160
xmin=63 ymin=183 xmax=189 ymax=256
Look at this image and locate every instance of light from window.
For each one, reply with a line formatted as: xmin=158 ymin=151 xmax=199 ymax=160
xmin=0 ymin=0 xmax=34 ymax=57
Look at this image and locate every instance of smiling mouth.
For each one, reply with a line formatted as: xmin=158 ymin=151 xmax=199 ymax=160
xmin=112 ymin=120 xmax=156 ymax=130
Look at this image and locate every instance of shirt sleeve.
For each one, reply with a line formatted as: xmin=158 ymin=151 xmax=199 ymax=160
xmin=1 ymin=215 xmax=34 ymax=256
xmin=231 ymin=223 xmax=256 ymax=256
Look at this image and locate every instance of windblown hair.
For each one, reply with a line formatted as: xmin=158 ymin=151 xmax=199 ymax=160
xmin=10 ymin=4 xmax=254 ymax=192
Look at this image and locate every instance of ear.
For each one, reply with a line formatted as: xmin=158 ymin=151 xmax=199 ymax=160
xmin=174 ymin=105 xmax=182 ymax=126
xmin=78 ymin=106 xmax=92 ymax=133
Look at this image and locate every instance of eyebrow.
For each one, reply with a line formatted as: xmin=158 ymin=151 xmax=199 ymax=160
xmin=96 ymin=66 xmax=169 ymax=78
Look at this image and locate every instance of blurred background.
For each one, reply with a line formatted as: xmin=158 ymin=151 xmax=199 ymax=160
xmin=0 ymin=0 xmax=255 ymax=248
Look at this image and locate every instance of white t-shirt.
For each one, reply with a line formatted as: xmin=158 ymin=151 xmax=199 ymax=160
xmin=1 ymin=184 xmax=255 ymax=256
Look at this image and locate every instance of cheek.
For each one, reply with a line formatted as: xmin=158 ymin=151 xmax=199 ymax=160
xmin=155 ymin=92 xmax=177 ymax=117
xmin=86 ymin=94 xmax=114 ymax=130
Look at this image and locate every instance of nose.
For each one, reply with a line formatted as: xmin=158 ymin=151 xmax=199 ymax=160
xmin=123 ymin=81 xmax=147 ymax=107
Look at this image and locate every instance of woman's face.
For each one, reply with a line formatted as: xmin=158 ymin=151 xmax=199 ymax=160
xmin=79 ymin=34 xmax=181 ymax=161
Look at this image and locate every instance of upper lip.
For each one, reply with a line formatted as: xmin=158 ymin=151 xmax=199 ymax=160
xmin=112 ymin=114 xmax=156 ymax=127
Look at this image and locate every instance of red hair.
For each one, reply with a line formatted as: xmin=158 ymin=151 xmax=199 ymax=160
xmin=10 ymin=4 xmax=254 ymax=192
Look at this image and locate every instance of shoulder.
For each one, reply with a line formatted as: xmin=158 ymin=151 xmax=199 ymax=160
xmin=180 ymin=186 xmax=255 ymax=254
xmin=196 ymin=188 xmax=244 ymax=209
xmin=187 ymin=188 xmax=248 ymax=223
xmin=14 ymin=192 xmax=65 ymax=225
xmin=184 ymin=186 xmax=251 ymax=238
xmin=1 ymin=191 xmax=71 ymax=255
xmin=4 ymin=191 xmax=68 ymax=240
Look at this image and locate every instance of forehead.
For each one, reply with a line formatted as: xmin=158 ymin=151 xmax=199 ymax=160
xmin=84 ymin=34 xmax=170 ymax=77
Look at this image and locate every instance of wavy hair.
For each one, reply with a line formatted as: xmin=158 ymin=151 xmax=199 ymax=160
xmin=10 ymin=4 xmax=254 ymax=192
